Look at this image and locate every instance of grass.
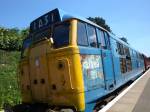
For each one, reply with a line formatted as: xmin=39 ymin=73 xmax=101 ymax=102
xmin=0 ymin=50 xmax=21 ymax=110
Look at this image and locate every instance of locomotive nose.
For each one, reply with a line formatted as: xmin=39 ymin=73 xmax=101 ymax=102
xmin=48 ymin=57 xmax=74 ymax=93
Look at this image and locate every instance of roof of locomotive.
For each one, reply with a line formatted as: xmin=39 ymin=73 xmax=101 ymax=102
xmin=57 ymin=9 xmax=139 ymax=52
xmin=30 ymin=8 xmax=142 ymax=54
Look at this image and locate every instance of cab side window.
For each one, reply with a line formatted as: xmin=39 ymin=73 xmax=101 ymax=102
xmin=77 ymin=21 xmax=88 ymax=46
xmin=87 ymin=24 xmax=98 ymax=48
xmin=96 ymin=29 xmax=110 ymax=49
xmin=104 ymin=32 xmax=110 ymax=49
xmin=100 ymin=31 xmax=106 ymax=48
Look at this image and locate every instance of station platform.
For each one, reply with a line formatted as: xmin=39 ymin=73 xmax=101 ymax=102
xmin=100 ymin=69 xmax=150 ymax=112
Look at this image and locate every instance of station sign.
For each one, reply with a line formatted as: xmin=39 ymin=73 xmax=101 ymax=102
xmin=30 ymin=9 xmax=61 ymax=33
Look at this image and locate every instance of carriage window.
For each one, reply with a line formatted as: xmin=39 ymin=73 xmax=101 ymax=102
xmin=100 ymin=31 xmax=106 ymax=48
xmin=117 ymin=42 xmax=121 ymax=54
xmin=77 ymin=22 xmax=88 ymax=46
xmin=131 ymin=50 xmax=134 ymax=58
xmin=124 ymin=47 xmax=130 ymax=57
xmin=135 ymin=51 xmax=137 ymax=58
xmin=96 ymin=29 xmax=101 ymax=46
xmin=117 ymin=43 xmax=132 ymax=73
xmin=140 ymin=54 xmax=143 ymax=60
xmin=104 ymin=32 xmax=110 ymax=49
xmin=125 ymin=47 xmax=132 ymax=71
xmin=120 ymin=58 xmax=127 ymax=73
xmin=96 ymin=29 xmax=106 ymax=48
xmin=87 ymin=25 xmax=98 ymax=47
xmin=117 ymin=42 xmax=124 ymax=55
xmin=136 ymin=52 xmax=139 ymax=59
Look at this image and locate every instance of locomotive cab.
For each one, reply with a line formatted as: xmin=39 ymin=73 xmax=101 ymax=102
xmin=19 ymin=17 xmax=86 ymax=112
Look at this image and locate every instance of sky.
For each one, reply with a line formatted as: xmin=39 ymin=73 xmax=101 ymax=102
xmin=0 ymin=0 xmax=150 ymax=56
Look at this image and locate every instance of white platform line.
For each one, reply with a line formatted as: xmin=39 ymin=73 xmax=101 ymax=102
xmin=99 ymin=69 xmax=150 ymax=112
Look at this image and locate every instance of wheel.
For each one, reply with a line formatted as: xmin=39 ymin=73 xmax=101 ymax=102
xmin=12 ymin=104 xmax=30 ymax=112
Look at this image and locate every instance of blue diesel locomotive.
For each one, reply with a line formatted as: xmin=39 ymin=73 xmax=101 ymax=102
xmin=14 ymin=9 xmax=145 ymax=112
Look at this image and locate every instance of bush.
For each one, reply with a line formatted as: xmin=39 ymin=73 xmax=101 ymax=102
xmin=0 ymin=50 xmax=21 ymax=110
xmin=0 ymin=27 xmax=29 ymax=51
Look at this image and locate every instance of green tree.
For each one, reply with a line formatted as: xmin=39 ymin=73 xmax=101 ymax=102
xmin=87 ymin=17 xmax=111 ymax=32
xmin=0 ymin=27 xmax=29 ymax=51
xmin=120 ymin=37 xmax=129 ymax=44
xmin=20 ymin=28 xmax=29 ymax=39
xmin=18 ymin=28 xmax=29 ymax=50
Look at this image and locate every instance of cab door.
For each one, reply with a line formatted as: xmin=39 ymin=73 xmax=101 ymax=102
xmin=97 ymin=29 xmax=115 ymax=90
xmin=29 ymin=43 xmax=49 ymax=102
xmin=102 ymin=49 xmax=115 ymax=90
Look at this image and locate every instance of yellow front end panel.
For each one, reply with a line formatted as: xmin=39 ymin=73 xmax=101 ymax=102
xmin=19 ymin=59 xmax=32 ymax=103
xmin=47 ymin=47 xmax=85 ymax=111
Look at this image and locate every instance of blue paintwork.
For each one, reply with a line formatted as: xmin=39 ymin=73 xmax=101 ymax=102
xmin=109 ymin=38 xmax=123 ymax=85
xmin=79 ymin=35 xmax=144 ymax=112
xmin=79 ymin=47 xmax=101 ymax=55
xmin=101 ymin=49 xmax=115 ymax=90
xmin=77 ymin=18 xmax=145 ymax=111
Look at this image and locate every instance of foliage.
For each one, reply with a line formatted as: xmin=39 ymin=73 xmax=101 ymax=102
xmin=0 ymin=27 xmax=29 ymax=51
xmin=87 ymin=17 xmax=111 ymax=32
xmin=0 ymin=50 xmax=21 ymax=109
xmin=120 ymin=37 xmax=129 ymax=44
